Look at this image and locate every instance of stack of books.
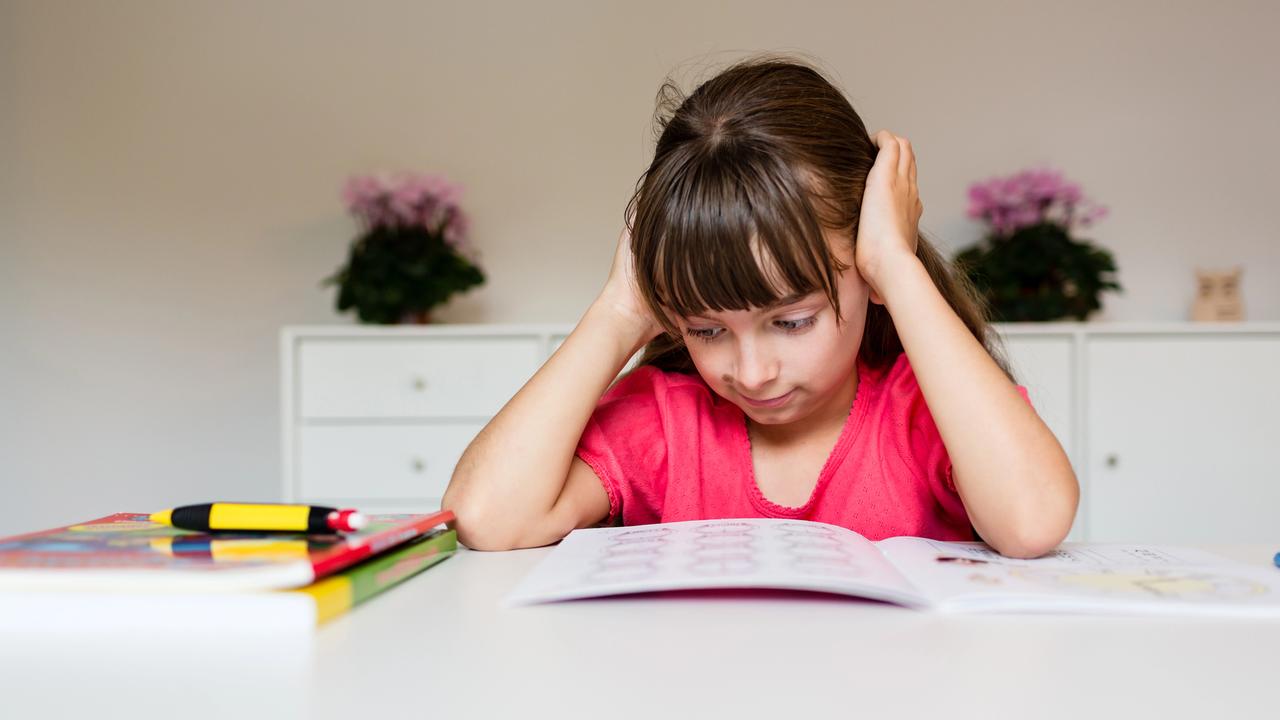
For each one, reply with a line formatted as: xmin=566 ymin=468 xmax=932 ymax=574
xmin=0 ymin=509 xmax=456 ymax=634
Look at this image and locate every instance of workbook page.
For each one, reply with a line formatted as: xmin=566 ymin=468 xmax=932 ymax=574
xmin=505 ymin=518 xmax=929 ymax=608
xmin=875 ymin=537 xmax=1280 ymax=617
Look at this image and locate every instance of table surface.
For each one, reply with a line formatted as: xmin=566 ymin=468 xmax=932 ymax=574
xmin=4 ymin=544 xmax=1280 ymax=720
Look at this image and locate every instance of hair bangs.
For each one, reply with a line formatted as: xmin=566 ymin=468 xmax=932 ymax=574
xmin=637 ymin=148 xmax=843 ymax=335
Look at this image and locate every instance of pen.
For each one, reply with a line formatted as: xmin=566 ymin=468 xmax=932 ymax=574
xmin=149 ymin=503 xmax=368 ymax=533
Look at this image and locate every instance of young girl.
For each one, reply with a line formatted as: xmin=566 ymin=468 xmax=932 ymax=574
xmin=442 ymin=55 xmax=1078 ymax=558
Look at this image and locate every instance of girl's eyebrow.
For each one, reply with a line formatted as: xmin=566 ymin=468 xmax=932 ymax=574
xmin=688 ymin=291 xmax=813 ymax=320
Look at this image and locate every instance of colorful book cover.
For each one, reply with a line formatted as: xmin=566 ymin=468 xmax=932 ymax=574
xmin=298 ymin=527 xmax=457 ymax=625
xmin=0 ymin=528 xmax=458 ymax=634
xmin=0 ymin=509 xmax=454 ymax=592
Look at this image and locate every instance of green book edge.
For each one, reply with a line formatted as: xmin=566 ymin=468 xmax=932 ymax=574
xmin=294 ymin=527 xmax=457 ymax=624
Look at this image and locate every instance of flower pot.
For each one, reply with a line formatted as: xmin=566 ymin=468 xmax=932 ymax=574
xmin=400 ymin=309 xmax=433 ymax=324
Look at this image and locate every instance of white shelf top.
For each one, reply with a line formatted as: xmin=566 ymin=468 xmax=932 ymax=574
xmin=283 ymin=321 xmax=1280 ymax=338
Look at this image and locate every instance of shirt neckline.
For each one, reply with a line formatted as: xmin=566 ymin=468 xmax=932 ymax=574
xmin=739 ymin=356 xmax=875 ymax=517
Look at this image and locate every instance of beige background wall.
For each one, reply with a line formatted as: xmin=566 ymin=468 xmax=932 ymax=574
xmin=2 ymin=0 xmax=1277 ymax=536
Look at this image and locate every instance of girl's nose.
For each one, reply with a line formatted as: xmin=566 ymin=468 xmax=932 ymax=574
xmin=733 ymin=341 xmax=778 ymax=395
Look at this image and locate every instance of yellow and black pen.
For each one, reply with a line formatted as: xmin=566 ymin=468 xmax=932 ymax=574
xmin=149 ymin=503 xmax=368 ymax=534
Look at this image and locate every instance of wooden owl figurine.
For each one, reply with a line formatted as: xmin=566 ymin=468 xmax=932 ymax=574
xmin=1190 ymin=267 xmax=1244 ymax=321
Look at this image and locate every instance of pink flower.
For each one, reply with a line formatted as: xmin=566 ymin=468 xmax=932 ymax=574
xmin=341 ymin=171 xmax=475 ymax=261
xmin=1060 ymin=182 xmax=1082 ymax=205
xmin=965 ymin=167 xmax=1103 ymax=237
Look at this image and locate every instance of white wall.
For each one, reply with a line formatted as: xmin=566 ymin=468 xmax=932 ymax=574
xmin=3 ymin=0 xmax=1278 ymax=536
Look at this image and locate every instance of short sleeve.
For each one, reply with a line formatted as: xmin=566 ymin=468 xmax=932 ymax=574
xmin=574 ymin=366 xmax=670 ymax=526
xmin=910 ymin=384 xmax=1035 ymax=496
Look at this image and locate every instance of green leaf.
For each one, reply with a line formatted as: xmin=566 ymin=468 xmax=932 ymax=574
xmin=324 ymin=226 xmax=488 ymax=324
xmin=952 ymin=226 xmax=1121 ymax=322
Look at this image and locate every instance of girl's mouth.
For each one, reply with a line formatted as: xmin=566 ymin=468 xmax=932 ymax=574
xmin=740 ymin=389 xmax=795 ymax=408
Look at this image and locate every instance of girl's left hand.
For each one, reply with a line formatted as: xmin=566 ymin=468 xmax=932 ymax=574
xmin=855 ymin=130 xmax=924 ymax=302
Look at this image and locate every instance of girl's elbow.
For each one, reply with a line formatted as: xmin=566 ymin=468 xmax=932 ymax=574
xmin=442 ymin=493 xmax=517 ymax=551
xmin=1001 ymin=479 xmax=1079 ymax=558
xmin=995 ymin=527 xmax=1066 ymax=559
xmin=452 ymin=517 xmax=519 ymax=552
xmin=987 ymin=520 xmax=1065 ymax=559
xmin=983 ymin=479 xmax=1075 ymax=558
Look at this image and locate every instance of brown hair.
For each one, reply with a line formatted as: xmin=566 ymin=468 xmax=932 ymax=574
xmin=622 ymin=54 xmax=1011 ymax=380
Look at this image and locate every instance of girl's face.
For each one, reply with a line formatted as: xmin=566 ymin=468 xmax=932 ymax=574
xmin=673 ymin=228 xmax=872 ymax=430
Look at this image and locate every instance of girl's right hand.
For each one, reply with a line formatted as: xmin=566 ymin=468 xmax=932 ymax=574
xmin=596 ymin=215 xmax=664 ymax=345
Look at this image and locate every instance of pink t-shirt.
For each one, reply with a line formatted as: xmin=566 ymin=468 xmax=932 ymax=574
xmin=574 ymin=352 xmax=1032 ymax=542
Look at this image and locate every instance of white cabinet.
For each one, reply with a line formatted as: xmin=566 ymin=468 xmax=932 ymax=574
xmin=1084 ymin=332 xmax=1280 ymax=543
xmin=281 ymin=326 xmax=564 ymax=515
xmin=998 ymin=324 xmax=1280 ymax=543
xmin=282 ymin=323 xmax=1280 ymax=542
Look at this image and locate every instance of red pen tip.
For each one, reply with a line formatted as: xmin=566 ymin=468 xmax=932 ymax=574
xmin=327 ymin=509 xmax=367 ymax=532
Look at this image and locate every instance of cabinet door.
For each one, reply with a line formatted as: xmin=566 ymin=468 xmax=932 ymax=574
xmin=297 ymin=423 xmax=485 ymax=502
xmin=1086 ymin=335 xmax=1280 ymax=543
xmin=997 ymin=333 xmax=1081 ymax=540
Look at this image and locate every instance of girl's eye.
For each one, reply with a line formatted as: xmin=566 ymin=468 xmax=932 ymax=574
xmin=685 ymin=327 xmax=723 ymax=343
xmin=776 ymin=316 xmax=816 ymax=333
xmin=684 ymin=316 xmax=816 ymax=344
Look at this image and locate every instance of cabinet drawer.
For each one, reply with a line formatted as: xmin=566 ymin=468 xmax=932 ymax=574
xmin=298 ymin=337 xmax=541 ymax=418
xmin=296 ymin=423 xmax=485 ymax=500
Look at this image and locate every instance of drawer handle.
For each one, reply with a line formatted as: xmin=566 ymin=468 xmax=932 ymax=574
xmin=1105 ymin=454 xmax=1119 ymax=468
xmin=411 ymin=457 xmax=426 ymax=473
xmin=411 ymin=376 xmax=428 ymax=392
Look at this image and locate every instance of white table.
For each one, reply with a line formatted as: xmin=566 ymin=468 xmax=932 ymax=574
xmin=4 ymin=544 xmax=1280 ymax=720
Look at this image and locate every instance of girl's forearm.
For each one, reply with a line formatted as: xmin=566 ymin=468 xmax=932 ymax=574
xmin=879 ymin=257 xmax=1079 ymax=557
xmin=442 ymin=298 xmax=654 ymax=549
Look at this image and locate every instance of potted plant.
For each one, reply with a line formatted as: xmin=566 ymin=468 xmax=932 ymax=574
xmin=325 ymin=172 xmax=484 ymax=324
xmin=955 ymin=168 xmax=1119 ymax=321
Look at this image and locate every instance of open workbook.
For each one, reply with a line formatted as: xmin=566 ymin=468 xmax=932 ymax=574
xmin=505 ymin=518 xmax=1280 ymax=617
